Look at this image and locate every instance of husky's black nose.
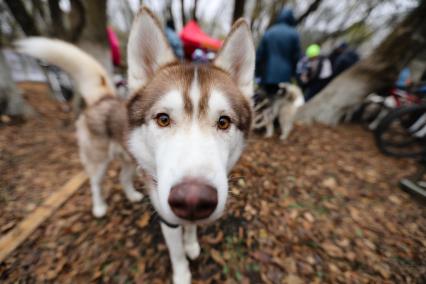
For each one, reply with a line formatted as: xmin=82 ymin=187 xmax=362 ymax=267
xmin=168 ymin=178 xmax=218 ymax=221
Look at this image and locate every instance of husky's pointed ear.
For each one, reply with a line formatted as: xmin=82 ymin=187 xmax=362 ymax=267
xmin=127 ymin=7 xmax=176 ymax=91
xmin=214 ymin=19 xmax=255 ymax=98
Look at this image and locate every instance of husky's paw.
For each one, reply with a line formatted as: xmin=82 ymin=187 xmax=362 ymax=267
xmin=279 ymin=135 xmax=288 ymax=140
xmin=92 ymin=203 xmax=107 ymax=218
xmin=184 ymin=241 xmax=201 ymax=260
xmin=173 ymin=269 xmax=191 ymax=284
xmin=125 ymin=190 xmax=144 ymax=202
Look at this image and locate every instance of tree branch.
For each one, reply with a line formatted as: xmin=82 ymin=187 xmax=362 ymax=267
xmin=266 ymin=0 xmax=287 ymax=29
xmin=192 ymin=0 xmax=198 ymax=22
xmin=317 ymin=4 xmax=375 ymax=45
xmin=180 ymin=0 xmax=186 ymax=25
xmin=48 ymin=0 xmax=66 ymax=39
xmin=296 ymin=0 xmax=323 ymax=25
xmin=4 ymin=0 xmax=40 ymax=36
xmin=69 ymin=0 xmax=86 ymax=42
xmin=232 ymin=0 xmax=245 ymax=23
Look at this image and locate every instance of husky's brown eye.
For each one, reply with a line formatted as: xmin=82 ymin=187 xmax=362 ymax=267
xmin=217 ymin=116 xmax=231 ymax=130
xmin=156 ymin=113 xmax=170 ymax=127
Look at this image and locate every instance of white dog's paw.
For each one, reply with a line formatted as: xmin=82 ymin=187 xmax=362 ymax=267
xmin=173 ymin=268 xmax=191 ymax=284
xmin=92 ymin=203 xmax=107 ymax=218
xmin=125 ymin=190 xmax=144 ymax=202
xmin=184 ymin=241 xmax=201 ymax=260
xmin=279 ymin=134 xmax=288 ymax=140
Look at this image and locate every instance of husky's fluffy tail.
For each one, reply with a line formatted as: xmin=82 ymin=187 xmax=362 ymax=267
xmin=14 ymin=37 xmax=115 ymax=105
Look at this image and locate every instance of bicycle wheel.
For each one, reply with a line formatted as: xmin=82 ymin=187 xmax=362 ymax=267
xmin=375 ymin=104 xmax=426 ymax=158
xmin=358 ymin=101 xmax=384 ymax=129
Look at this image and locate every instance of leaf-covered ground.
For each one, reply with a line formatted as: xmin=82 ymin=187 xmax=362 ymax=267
xmin=1 ymin=83 xmax=425 ymax=283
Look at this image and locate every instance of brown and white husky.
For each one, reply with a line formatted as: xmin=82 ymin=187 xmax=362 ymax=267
xmin=15 ymin=6 xmax=255 ymax=283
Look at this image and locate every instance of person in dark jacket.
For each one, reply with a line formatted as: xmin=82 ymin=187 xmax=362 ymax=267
xmin=255 ymin=8 xmax=301 ymax=95
xmin=329 ymin=42 xmax=359 ymax=77
xmin=328 ymin=42 xmax=347 ymax=67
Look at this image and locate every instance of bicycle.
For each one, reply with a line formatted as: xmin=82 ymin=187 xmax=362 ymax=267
xmin=374 ymin=104 xmax=426 ymax=198
xmin=375 ymin=103 xmax=426 ymax=157
xmin=359 ymin=87 xmax=423 ymax=130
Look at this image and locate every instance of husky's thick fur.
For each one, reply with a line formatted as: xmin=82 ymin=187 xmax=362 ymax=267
xmin=253 ymin=83 xmax=304 ymax=140
xmin=15 ymin=37 xmax=144 ymax=218
xmin=16 ymin=7 xmax=255 ymax=284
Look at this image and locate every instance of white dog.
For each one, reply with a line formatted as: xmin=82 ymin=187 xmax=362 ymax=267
xmin=253 ymin=83 xmax=304 ymax=140
xmin=16 ymin=7 xmax=255 ymax=284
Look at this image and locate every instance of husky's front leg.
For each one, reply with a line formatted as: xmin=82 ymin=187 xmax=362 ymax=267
xmin=265 ymin=122 xmax=274 ymax=138
xmin=279 ymin=108 xmax=293 ymax=140
xmin=161 ymin=223 xmax=191 ymax=284
xmin=183 ymin=225 xmax=200 ymax=259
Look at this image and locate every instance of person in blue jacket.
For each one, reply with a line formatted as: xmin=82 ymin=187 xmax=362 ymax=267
xmin=396 ymin=67 xmax=412 ymax=90
xmin=255 ymin=8 xmax=301 ymax=95
xmin=165 ymin=19 xmax=184 ymax=60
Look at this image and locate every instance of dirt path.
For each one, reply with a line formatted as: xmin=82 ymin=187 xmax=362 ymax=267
xmin=1 ymin=84 xmax=425 ymax=283
xmin=0 ymin=83 xmax=80 ymax=234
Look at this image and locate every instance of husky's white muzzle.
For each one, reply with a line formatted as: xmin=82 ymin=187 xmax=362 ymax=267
xmin=155 ymin=126 xmax=228 ymax=224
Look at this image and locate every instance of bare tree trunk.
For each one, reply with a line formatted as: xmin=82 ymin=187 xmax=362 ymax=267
xmin=180 ymin=0 xmax=186 ymax=25
xmin=4 ymin=0 xmax=40 ymax=36
xmin=297 ymin=1 xmax=426 ymax=126
xmin=250 ymin=0 xmax=263 ymax=41
xmin=69 ymin=0 xmax=86 ymax=42
xmin=48 ymin=0 xmax=66 ymax=39
xmin=232 ymin=0 xmax=245 ymax=23
xmin=78 ymin=0 xmax=112 ymax=75
xmin=191 ymin=0 xmax=198 ymax=22
xmin=250 ymin=0 xmax=262 ymax=28
xmin=165 ymin=0 xmax=176 ymax=29
xmin=0 ymin=50 xmax=34 ymax=118
xmin=31 ymin=0 xmax=50 ymax=33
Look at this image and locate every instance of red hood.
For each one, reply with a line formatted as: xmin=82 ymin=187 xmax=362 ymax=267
xmin=179 ymin=20 xmax=222 ymax=52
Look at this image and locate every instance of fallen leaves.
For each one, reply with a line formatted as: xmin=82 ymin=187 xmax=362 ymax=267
xmin=283 ymin=274 xmax=304 ymax=284
xmin=373 ymin=263 xmax=391 ymax=279
xmin=303 ymin=212 xmax=315 ymax=223
xmin=388 ymin=195 xmax=402 ymax=205
xmin=322 ymin=242 xmax=345 ymax=258
xmin=1 ymin=87 xmax=424 ymax=283
xmin=322 ymin=177 xmax=338 ymax=189
xmin=210 ymin=249 xmax=225 ymax=266
xmin=280 ymin=257 xmax=297 ymax=274
xmin=202 ymin=231 xmax=224 ymax=245
xmin=136 ymin=212 xmax=150 ymax=229
xmin=251 ymin=251 xmax=271 ymax=264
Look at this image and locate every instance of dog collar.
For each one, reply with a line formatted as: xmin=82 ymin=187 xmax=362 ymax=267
xmin=159 ymin=216 xmax=180 ymax=229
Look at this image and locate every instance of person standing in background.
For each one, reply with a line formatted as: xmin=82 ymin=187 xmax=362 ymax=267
xmin=329 ymin=42 xmax=359 ymax=78
xmin=300 ymin=44 xmax=333 ymax=101
xmin=255 ymin=8 xmax=301 ymax=96
xmin=165 ymin=19 xmax=184 ymax=60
